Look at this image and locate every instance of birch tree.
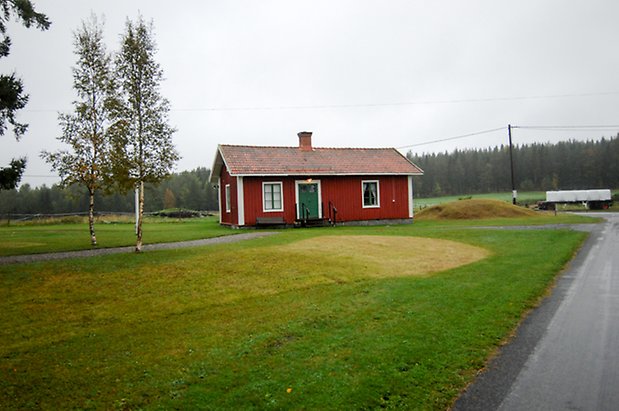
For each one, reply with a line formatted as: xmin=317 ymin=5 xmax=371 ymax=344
xmin=110 ymin=16 xmax=179 ymax=252
xmin=41 ymin=15 xmax=116 ymax=245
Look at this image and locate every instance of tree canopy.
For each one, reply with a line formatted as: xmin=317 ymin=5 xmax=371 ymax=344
xmin=0 ymin=167 xmax=218 ymax=216
xmin=0 ymin=0 xmax=50 ymax=189
xmin=0 ymin=0 xmax=50 ymax=137
xmin=41 ymin=15 xmax=116 ymax=245
xmin=110 ymin=16 xmax=179 ymax=251
xmin=109 ymin=17 xmax=179 ymax=190
xmin=0 ymin=157 xmax=25 ymax=189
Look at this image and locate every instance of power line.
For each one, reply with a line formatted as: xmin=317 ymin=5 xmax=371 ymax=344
xmin=397 ymin=127 xmax=505 ymax=150
xmin=172 ymin=91 xmax=619 ymax=112
xmin=22 ymin=91 xmax=619 ymax=113
xmin=397 ymin=123 xmax=619 ymax=151
xmin=513 ymin=125 xmax=619 ymax=132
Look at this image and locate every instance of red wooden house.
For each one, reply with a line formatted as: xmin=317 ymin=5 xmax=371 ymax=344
xmin=210 ymin=132 xmax=424 ymax=227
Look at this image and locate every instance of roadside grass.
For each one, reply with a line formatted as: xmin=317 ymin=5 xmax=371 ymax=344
xmin=412 ymin=212 xmax=600 ymax=227
xmin=0 ymin=223 xmax=588 ymax=409
xmin=0 ymin=215 xmax=233 ymax=257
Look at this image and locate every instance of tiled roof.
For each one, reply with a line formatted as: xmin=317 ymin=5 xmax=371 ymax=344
xmin=212 ymin=144 xmax=423 ymax=180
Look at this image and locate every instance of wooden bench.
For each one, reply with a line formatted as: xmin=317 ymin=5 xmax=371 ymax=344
xmin=255 ymin=216 xmax=286 ymax=226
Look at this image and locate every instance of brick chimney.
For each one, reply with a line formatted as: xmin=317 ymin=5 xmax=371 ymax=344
xmin=298 ymin=131 xmax=313 ymax=151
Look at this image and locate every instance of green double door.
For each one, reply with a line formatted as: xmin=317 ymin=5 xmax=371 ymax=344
xmin=298 ymin=183 xmax=319 ymax=219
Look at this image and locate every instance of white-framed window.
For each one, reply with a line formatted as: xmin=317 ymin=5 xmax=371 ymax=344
xmin=263 ymin=182 xmax=283 ymax=212
xmin=362 ymin=180 xmax=380 ymax=208
xmin=225 ymin=184 xmax=231 ymax=213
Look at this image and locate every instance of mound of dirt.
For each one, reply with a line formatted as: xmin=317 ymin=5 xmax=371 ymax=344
xmin=416 ymin=199 xmax=539 ymax=220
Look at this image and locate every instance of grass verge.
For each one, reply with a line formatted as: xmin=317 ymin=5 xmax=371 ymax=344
xmin=0 ymin=223 xmax=588 ymax=409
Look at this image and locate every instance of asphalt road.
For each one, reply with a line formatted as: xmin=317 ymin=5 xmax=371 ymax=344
xmin=454 ymin=212 xmax=619 ymax=410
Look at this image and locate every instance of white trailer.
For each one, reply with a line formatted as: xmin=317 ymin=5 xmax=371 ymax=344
xmin=540 ymin=189 xmax=613 ymax=210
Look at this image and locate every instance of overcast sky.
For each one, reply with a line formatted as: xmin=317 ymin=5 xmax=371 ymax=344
xmin=3 ymin=0 xmax=619 ymax=187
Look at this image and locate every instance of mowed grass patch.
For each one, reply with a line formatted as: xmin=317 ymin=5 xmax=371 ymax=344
xmin=281 ymin=235 xmax=490 ymax=278
xmin=0 ymin=225 xmax=587 ymax=409
xmin=0 ymin=215 xmax=233 ymax=256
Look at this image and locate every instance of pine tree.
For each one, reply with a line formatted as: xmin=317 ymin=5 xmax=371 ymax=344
xmin=0 ymin=0 xmax=50 ymax=189
xmin=110 ymin=16 xmax=179 ymax=252
xmin=41 ymin=15 xmax=117 ymax=245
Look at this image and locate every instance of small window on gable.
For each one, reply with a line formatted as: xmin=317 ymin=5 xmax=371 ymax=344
xmin=263 ymin=182 xmax=283 ymax=212
xmin=225 ymin=184 xmax=231 ymax=213
xmin=362 ymin=180 xmax=380 ymax=208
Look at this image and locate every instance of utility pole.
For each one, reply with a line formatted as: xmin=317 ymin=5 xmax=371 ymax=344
xmin=508 ymin=124 xmax=517 ymax=205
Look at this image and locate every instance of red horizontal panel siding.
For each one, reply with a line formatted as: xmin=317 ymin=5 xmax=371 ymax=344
xmin=240 ymin=174 xmax=410 ymax=225
xmin=219 ymin=165 xmax=238 ymax=226
xmin=321 ymin=175 xmax=410 ymax=222
xmin=243 ymin=177 xmax=297 ymax=225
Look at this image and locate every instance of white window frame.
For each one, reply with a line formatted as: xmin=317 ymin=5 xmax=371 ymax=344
xmin=225 ymin=184 xmax=231 ymax=213
xmin=217 ymin=178 xmax=222 ymax=224
xmin=408 ymin=176 xmax=414 ymax=218
xmin=362 ymin=180 xmax=380 ymax=208
xmin=263 ymin=181 xmax=284 ymax=212
xmin=237 ymin=177 xmax=245 ymax=226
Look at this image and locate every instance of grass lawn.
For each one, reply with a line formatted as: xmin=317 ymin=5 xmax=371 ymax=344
xmin=0 ymin=215 xmax=234 ymax=257
xmin=0 ymin=220 xmax=591 ymax=410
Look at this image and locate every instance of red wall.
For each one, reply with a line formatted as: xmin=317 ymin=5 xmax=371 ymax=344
xmin=218 ymin=165 xmax=238 ymax=226
xmin=243 ymin=176 xmax=294 ymax=225
xmin=241 ymin=175 xmax=411 ymax=225
xmin=321 ymin=175 xmax=410 ymax=222
xmin=218 ymin=163 xmax=412 ymax=226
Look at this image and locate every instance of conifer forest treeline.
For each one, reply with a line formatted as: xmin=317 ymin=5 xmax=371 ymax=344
xmin=407 ymin=135 xmax=619 ymax=197
xmin=1 ymin=137 xmax=618 ymax=215
xmin=0 ymin=168 xmax=218 ymax=215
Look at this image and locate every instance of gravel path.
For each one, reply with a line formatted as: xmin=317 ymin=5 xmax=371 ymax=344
xmin=0 ymin=231 xmax=279 ymax=265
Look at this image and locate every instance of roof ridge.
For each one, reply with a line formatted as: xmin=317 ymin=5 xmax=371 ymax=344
xmin=220 ymin=144 xmax=397 ymax=151
xmin=212 ymin=143 xmax=424 ymax=182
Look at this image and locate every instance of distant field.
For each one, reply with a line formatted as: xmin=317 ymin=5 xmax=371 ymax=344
xmin=415 ymin=190 xmax=619 ymax=210
xmin=0 ymin=220 xmax=590 ymax=409
xmin=414 ymin=191 xmax=546 ymax=208
xmin=0 ymin=215 xmax=233 ymax=257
